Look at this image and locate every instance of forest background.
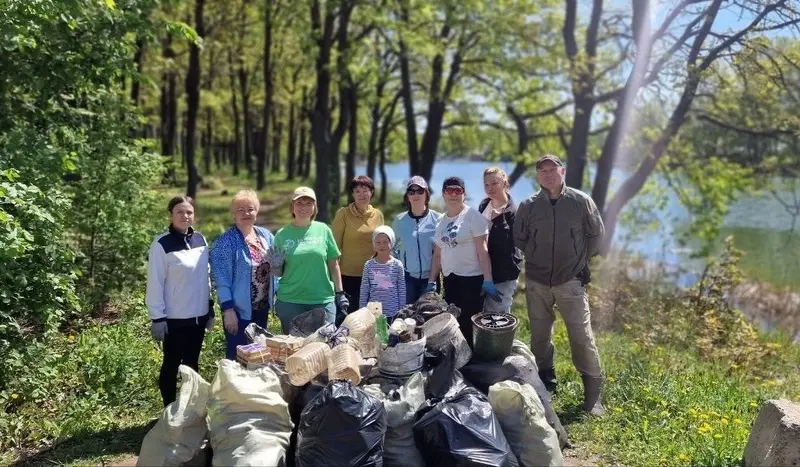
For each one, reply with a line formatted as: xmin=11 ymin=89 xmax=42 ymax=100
xmin=3 ymin=0 xmax=800 ymax=465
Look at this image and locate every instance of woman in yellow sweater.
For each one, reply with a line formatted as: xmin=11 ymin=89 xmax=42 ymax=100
xmin=332 ymin=175 xmax=384 ymax=320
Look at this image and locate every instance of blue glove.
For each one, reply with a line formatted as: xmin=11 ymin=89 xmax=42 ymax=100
xmin=424 ymin=282 xmax=437 ymax=293
xmin=335 ymin=291 xmax=350 ymax=316
xmin=151 ymin=320 xmax=168 ymax=342
xmin=482 ymin=280 xmax=503 ymax=303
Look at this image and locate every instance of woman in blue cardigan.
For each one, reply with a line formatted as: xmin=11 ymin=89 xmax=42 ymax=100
xmin=210 ymin=189 xmax=278 ymax=359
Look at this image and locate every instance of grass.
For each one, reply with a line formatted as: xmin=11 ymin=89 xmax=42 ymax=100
xmin=3 ymin=169 xmax=800 ymax=466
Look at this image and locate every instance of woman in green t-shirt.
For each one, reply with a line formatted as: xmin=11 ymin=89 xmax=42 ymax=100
xmin=268 ymin=186 xmax=349 ymax=333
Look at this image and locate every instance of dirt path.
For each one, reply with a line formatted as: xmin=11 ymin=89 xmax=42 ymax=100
xmin=255 ymin=186 xmax=295 ymax=231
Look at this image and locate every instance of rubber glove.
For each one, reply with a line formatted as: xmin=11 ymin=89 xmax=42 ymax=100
xmin=151 ymin=320 xmax=168 ymax=342
xmin=424 ymin=282 xmax=437 ymax=293
xmin=335 ymin=291 xmax=350 ymax=316
xmin=482 ymin=280 xmax=503 ymax=303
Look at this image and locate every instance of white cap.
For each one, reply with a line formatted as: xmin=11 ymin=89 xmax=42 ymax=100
xmin=292 ymin=186 xmax=316 ymax=201
xmin=372 ymin=225 xmax=396 ymax=247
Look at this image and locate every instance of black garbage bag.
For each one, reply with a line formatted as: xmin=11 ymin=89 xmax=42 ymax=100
xmin=244 ymin=322 xmax=273 ymax=343
xmin=296 ymin=381 xmax=387 ymax=467
xmin=289 ymin=307 xmax=328 ymax=337
xmin=287 ymin=381 xmax=326 ymax=467
xmin=413 ymin=385 xmax=519 ymax=467
xmin=460 ymin=354 xmax=570 ymax=449
xmin=423 ymin=342 xmax=466 ymax=400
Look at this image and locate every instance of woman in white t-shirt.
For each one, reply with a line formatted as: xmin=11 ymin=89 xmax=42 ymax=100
xmin=428 ymin=176 xmax=503 ymax=346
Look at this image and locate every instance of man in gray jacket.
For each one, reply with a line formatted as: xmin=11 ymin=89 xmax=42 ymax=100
xmin=513 ymin=154 xmax=606 ymax=416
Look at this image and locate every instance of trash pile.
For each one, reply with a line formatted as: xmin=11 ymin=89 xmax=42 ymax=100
xmin=138 ymin=294 xmax=569 ymax=467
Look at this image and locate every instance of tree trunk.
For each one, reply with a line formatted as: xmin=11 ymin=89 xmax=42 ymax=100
xmin=379 ymin=133 xmax=388 ymax=205
xmin=311 ymin=0 xmax=352 ymax=221
xmin=601 ymin=0 xmax=727 ymax=253
xmin=240 ymin=72 xmax=252 ymax=176
xmin=184 ymin=0 xmax=205 ymax=198
xmin=258 ymin=0 xmax=275 ymax=190
xmin=299 ymin=89 xmax=310 ymax=179
xmin=271 ymin=105 xmax=283 ymax=173
xmin=160 ymin=34 xmax=178 ymax=184
xmin=563 ymin=0 xmax=602 ymax=190
xmin=415 ymin=24 xmax=464 ymax=181
xmin=591 ymin=0 xmax=652 ymax=212
xmin=311 ymin=0 xmax=335 ymax=221
xmin=287 ymin=100 xmax=297 ymax=180
xmin=131 ymin=38 xmax=145 ymax=107
xmin=397 ymin=4 xmax=419 ymax=177
xmin=564 ymin=98 xmax=594 ymax=189
xmin=227 ymin=48 xmax=242 ymax=176
xmin=366 ymin=86 xmax=381 ymax=180
xmin=378 ymin=86 xmax=400 ymax=205
xmin=345 ymin=89 xmax=357 ymax=202
xmin=507 ymin=107 xmax=530 ymax=187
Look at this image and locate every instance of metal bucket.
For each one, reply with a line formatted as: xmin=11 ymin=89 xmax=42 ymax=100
xmin=471 ymin=312 xmax=518 ymax=362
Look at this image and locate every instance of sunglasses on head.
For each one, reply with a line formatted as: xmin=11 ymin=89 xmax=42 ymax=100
xmin=444 ymin=186 xmax=464 ymax=195
xmin=406 ymin=187 xmax=425 ymax=195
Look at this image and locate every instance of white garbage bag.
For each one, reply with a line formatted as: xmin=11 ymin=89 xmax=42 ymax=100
xmin=361 ymin=373 xmax=426 ymax=467
xmin=136 ymin=365 xmax=210 ymax=466
xmin=207 ymin=359 xmax=293 ymax=466
xmin=488 ymin=381 xmax=564 ymax=467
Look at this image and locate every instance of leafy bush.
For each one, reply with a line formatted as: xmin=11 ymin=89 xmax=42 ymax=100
xmin=0 ymin=2 xmax=162 ymax=311
xmin=0 ymin=169 xmax=80 ymax=387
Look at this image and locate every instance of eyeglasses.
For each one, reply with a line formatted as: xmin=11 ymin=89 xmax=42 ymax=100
xmin=406 ymin=188 xmax=425 ymax=195
xmin=443 ymin=187 xmax=464 ymax=196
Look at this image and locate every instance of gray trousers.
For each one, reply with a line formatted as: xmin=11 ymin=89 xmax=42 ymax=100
xmin=525 ymin=278 xmax=602 ymax=378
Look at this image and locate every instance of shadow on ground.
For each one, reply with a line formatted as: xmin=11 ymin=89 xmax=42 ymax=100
xmin=557 ymin=400 xmax=591 ymax=427
xmin=11 ymin=419 xmax=156 ymax=467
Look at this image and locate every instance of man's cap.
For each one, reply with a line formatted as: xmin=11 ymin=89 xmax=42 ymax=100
xmin=405 ymin=175 xmax=429 ymax=192
xmin=536 ymin=155 xmax=564 ymax=169
xmin=442 ymin=176 xmax=466 ymax=191
xmin=292 ymin=186 xmax=317 ymax=201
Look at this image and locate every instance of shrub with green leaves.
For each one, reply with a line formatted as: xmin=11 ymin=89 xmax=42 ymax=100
xmin=0 ymin=170 xmax=80 ymax=387
xmin=0 ymin=1 xmax=162 ymax=385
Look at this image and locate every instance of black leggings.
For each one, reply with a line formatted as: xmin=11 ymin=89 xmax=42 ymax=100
xmin=341 ymin=275 xmax=362 ymax=312
xmin=159 ymin=317 xmax=207 ymax=407
xmin=443 ymin=274 xmax=484 ymax=348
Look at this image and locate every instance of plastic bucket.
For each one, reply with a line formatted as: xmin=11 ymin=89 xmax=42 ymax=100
xmin=471 ymin=312 xmax=518 ymax=362
xmin=423 ymin=313 xmax=471 ymax=369
xmin=378 ymin=334 xmax=427 ymax=377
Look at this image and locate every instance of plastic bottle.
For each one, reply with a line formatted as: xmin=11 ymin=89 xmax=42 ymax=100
xmin=375 ymin=314 xmax=389 ymax=345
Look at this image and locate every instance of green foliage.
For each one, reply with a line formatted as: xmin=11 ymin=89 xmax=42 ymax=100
xmin=0 ymin=169 xmax=80 ymax=386
xmin=0 ymin=1 xmax=162 ymax=313
xmin=0 ymin=294 xmax=163 ymax=456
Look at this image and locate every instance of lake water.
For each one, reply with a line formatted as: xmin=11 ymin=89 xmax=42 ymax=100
xmin=360 ymin=160 xmax=800 ymax=288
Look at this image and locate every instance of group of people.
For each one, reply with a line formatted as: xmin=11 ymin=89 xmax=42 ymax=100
xmin=145 ymin=154 xmax=607 ymax=416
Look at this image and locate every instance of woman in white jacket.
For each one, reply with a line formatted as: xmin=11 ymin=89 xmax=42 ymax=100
xmin=145 ymin=196 xmax=213 ymax=407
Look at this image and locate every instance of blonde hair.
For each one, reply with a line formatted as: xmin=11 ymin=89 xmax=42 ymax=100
xmin=483 ymin=167 xmax=510 ymax=195
xmin=230 ymin=189 xmax=260 ymax=213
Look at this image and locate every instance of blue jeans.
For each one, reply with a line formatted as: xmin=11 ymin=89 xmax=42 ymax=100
xmin=274 ymin=300 xmax=336 ymax=334
xmin=224 ymin=308 xmax=268 ymax=360
xmin=405 ymin=273 xmax=440 ymax=305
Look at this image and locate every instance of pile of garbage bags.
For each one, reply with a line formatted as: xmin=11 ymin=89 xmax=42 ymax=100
xmin=138 ymin=294 xmax=569 ymax=467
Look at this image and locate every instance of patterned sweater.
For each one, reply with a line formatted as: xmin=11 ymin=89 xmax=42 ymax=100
xmin=359 ymin=257 xmax=406 ymax=317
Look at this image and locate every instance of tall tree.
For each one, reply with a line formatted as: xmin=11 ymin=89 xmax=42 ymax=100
xmin=310 ymin=0 xmax=357 ymax=221
xmin=185 ymin=0 xmax=205 ymax=198
xmin=160 ymin=33 xmax=178 ymax=184
xmin=598 ymin=0 xmax=800 ymax=251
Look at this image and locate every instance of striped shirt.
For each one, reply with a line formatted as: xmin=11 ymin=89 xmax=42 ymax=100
xmin=359 ymin=257 xmax=406 ymax=317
